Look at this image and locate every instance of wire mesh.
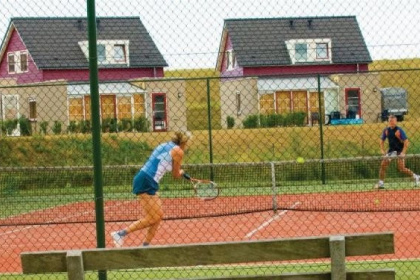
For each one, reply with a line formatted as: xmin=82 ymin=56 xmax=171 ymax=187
xmin=1 ymin=0 xmax=420 ymax=279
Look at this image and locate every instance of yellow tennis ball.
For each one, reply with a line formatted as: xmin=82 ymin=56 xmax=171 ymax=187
xmin=296 ymin=157 xmax=305 ymax=164
xmin=374 ymin=199 xmax=380 ymax=205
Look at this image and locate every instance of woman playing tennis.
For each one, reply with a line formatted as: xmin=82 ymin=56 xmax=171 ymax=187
xmin=111 ymin=131 xmax=192 ymax=247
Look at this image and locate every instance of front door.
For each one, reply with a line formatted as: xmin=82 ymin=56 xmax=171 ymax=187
xmin=152 ymin=93 xmax=167 ymax=131
xmin=345 ymin=88 xmax=361 ymax=118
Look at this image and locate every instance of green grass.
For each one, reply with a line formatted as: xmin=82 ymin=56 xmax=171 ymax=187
xmin=1 ymin=260 xmax=419 ymax=279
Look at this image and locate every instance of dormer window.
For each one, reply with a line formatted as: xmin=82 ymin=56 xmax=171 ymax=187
xmin=286 ymin=39 xmax=332 ymax=64
xmin=316 ymin=43 xmax=328 ymax=59
xmin=226 ymin=50 xmax=236 ymax=70
xmin=295 ymin=43 xmax=308 ymax=62
xmin=7 ymin=51 xmax=29 ymax=74
xmin=114 ymin=44 xmax=126 ymax=62
xmin=79 ymin=40 xmax=130 ymax=66
xmin=97 ymin=44 xmax=106 ymax=62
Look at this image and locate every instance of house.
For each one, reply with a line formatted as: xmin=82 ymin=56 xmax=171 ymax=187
xmin=216 ymin=16 xmax=381 ymax=127
xmin=0 ymin=17 xmax=185 ymax=133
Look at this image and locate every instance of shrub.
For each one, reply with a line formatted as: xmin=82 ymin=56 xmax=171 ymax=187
xmin=80 ymin=120 xmax=91 ymax=134
xmin=226 ymin=116 xmax=235 ymax=129
xmin=242 ymin=114 xmax=259 ymax=128
xmin=284 ymin=112 xmax=306 ymax=127
xmin=120 ymin=118 xmax=133 ymax=132
xmin=52 ymin=121 xmax=62 ymax=135
xmin=40 ymin=121 xmax=49 ymax=135
xmin=134 ymin=116 xmax=149 ymax=132
xmin=19 ymin=116 xmax=32 ymax=136
xmin=67 ymin=121 xmax=79 ymax=134
xmin=4 ymin=119 xmax=18 ymax=135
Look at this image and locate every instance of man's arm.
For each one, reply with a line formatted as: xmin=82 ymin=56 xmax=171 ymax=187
xmin=401 ymin=139 xmax=409 ymax=156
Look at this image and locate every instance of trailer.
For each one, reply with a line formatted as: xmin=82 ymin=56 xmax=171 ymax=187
xmin=380 ymin=87 xmax=408 ymax=121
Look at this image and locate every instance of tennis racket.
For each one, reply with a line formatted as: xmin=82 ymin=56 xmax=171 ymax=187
xmin=183 ymin=173 xmax=219 ymax=201
xmin=383 ymin=151 xmax=398 ymax=161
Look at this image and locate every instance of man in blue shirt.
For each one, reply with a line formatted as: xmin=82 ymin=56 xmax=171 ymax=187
xmin=375 ymin=115 xmax=419 ymax=189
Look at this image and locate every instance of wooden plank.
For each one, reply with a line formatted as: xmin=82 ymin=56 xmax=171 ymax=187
xmin=66 ymin=251 xmax=85 ymax=280
xmin=21 ymin=251 xmax=67 ymax=274
xmin=329 ymin=236 xmax=345 ymax=280
xmin=347 ymin=268 xmax=395 ymax=280
xmin=184 ymin=269 xmax=395 ymax=280
xmin=345 ymin=232 xmax=394 ymax=256
xmin=83 ymin=237 xmax=331 ymax=270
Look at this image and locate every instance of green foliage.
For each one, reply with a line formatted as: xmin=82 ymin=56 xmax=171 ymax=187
xmin=243 ymin=112 xmax=307 ymax=129
xmin=133 ymin=116 xmax=150 ymax=132
xmin=102 ymin=118 xmax=118 ymax=133
xmin=67 ymin=121 xmax=79 ymax=133
xmin=39 ymin=121 xmax=48 ymax=135
xmin=80 ymin=120 xmax=91 ymax=134
xmin=4 ymin=119 xmax=18 ymax=135
xmin=227 ymin=116 xmax=235 ymax=129
xmin=242 ymin=115 xmax=259 ymax=128
xmin=19 ymin=116 xmax=32 ymax=136
xmin=52 ymin=121 xmax=62 ymax=135
xmin=119 ymin=118 xmax=133 ymax=132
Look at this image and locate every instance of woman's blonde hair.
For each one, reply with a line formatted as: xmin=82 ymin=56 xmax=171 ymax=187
xmin=172 ymin=131 xmax=192 ymax=145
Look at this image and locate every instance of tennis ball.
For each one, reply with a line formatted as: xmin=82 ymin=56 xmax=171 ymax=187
xmin=296 ymin=157 xmax=305 ymax=164
xmin=374 ymin=199 xmax=380 ymax=205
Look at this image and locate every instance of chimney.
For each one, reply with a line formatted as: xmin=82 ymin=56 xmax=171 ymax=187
xmin=77 ymin=19 xmax=83 ymax=31
xmin=307 ymin=19 xmax=313 ymax=28
xmin=289 ymin=20 xmax=294 ymax=28
xmin=96 ymin=19 xmax=101 ymax=31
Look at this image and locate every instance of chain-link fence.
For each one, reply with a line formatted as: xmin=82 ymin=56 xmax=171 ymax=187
xmin=1 ymin=1 xmax=420 ymax=279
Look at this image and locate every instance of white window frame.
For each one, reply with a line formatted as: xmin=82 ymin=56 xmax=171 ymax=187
xmin=226 ymin=50 xmax=236 ymax=70
xmin=78 ymin=40 xmax=130 ymax=66
xmin=286 ymin=39 xmax=332 ymax=64
xmin=7 ymin=50 xmax=29 ymax=74
xmin=316 ymin=43 xmax=329 ymax=59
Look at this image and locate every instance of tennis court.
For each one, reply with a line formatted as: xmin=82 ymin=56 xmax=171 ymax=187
xmin=2 ymin=188 xmax=420 ymax=273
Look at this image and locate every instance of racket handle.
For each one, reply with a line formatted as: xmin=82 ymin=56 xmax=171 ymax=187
xmin=182 ymin=172 xmax=191 ymax=180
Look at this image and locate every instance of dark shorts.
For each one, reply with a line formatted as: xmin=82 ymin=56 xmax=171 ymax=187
xmin=132 ymin=170 xmax=159 ymax=195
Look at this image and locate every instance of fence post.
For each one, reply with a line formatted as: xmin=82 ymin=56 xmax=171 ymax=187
xmin=86 ymin=1 xmax=107 ymax=279
xmin=67 ymin=250 xmax=85 ymax=280
xmin=270 ymin=162 xmax=278 ymax=213
xmin=330 ymin=236 xmax=346 ymax=280
xmin=206 ymin=78 xmax=214 ymax=180
xmin=317 ymin=74 xmax=326 ymax=184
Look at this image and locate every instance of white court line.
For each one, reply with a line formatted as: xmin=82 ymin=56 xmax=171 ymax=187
xmin=245 ymin=201 xmax=301 ymax=239
xmin=0 ymin=200 xmax=133 ymax=237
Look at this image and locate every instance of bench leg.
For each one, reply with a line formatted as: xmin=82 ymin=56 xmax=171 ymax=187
xmin=330 ymin=236 xmax=346 ymax=280
xmin=67 ymin=250 xmax=85 ymax=280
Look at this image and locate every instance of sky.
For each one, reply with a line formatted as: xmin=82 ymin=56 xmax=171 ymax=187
xmin=1 ymin=0 xmax=419 ymax=69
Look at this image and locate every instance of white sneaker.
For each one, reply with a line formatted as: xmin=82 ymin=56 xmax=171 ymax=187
xmin=374 ymin=182 xmax=385 ymax=189
xmin=415 ymin=175 xmax=420 ymax=187
xmin=111 ymin=231 xmax=124 ymax=248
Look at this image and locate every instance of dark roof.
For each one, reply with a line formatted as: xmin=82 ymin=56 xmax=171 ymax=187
xmin=9 ymin=17 xmax=167 ymax=69
xmin=223 ymin=16 xmax=372 ymax=67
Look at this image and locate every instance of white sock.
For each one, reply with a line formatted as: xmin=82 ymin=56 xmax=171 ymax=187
xmin=379 ymin=180 xmax=384 ymax=185
xmin=414 ymin=174 xmax=418 ymax=179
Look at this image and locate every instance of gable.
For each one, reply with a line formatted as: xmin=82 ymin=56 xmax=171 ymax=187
xmin=218 ymin=16 xmax=372 ymax=69
xmin=5 ymin=17 xmax=167 ymax=69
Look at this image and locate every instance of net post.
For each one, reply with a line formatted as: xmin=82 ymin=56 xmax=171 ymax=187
xmin=270 ymin=162 xmax=278 ymax=213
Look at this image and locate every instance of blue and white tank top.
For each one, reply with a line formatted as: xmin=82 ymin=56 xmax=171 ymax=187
xmin=141 ymin=141 xmax=176 ymax=183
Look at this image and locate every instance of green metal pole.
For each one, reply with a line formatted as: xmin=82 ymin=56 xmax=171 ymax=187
xmin=206 ymin=78 xmax=214 ymax=180
xmin=317 ymin=74 xmax=326 ymax=184
xmin=86 ymin=1 xmax=107 ymax=280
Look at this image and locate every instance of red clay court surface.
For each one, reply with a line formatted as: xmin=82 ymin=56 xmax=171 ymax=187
xmin=1 ymin=189 xmax=420 ymax=273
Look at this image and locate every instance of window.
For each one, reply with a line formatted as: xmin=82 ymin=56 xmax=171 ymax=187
xmin=20 ymin=53 xmax=28 ymax=72
xmin=226 ymin=50 xmax=236 ymax=70
xmin=29 ymin=98 xmax=37 ymax=120
xmin=8 ymin=53 xmax=15 ymax=73
xmin=114 ymin=44 xmax=126 ymax=62
xmin=295 ymin=43 xmax=307 ymax=62
xmin=316 ymin=43 xmax=328 ymax=59
xmin=345 ymin=88 xmax=361 ymax=118
xmin=7 ymin=51 xmax=29 ymax=74
xmin=236 ymin=91 xmax=242 ymax=115
xmin=97 ymin=44 xmax=106 ymax=62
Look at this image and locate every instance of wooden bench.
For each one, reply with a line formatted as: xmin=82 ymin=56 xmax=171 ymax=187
xmin=21 ymin=232 xmax=395 ymax=280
